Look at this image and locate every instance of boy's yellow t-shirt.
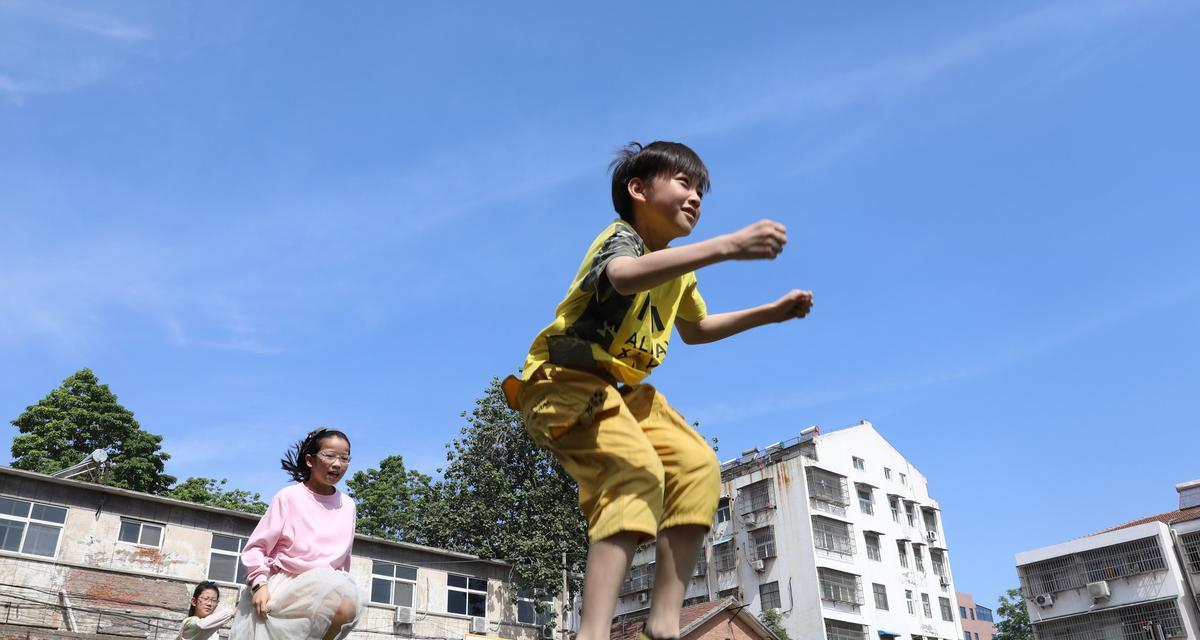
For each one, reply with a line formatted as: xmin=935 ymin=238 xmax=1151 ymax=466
xmin=522 ymin=220 xmax=707 ymax=386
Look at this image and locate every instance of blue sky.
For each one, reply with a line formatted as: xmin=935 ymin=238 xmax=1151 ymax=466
xmin=2 ymin=0 xmax=1198 ymax=611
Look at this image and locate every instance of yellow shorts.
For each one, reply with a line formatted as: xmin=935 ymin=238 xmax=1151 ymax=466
xmin=517 ymin=364 xmax=721 ymax=543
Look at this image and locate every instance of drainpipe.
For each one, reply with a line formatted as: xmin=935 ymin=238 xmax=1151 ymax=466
xmin=58 ymin=590 xmax=78 ymax=633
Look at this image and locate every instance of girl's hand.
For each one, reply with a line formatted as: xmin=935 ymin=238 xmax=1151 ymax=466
xmin=252 ymin=585 xmax=271 ymax=617
xmin=770 ymin=289 xmax=813 ymax=322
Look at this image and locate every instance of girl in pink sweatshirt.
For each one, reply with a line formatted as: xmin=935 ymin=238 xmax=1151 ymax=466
xmin=231 ymin=428 xmax=362 ymax=640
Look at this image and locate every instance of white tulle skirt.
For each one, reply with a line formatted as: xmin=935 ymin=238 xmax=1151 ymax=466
xmin=230 ymin=569 xmax=363 ymax=640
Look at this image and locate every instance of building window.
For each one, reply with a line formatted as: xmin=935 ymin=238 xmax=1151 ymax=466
xmin=940 ymin=597 xmax=953 ymax=621
xmin=964 ymin=632 xmax=971 ymax=640
xmin=806 ymin=468 xmax=850 ymax=508
xmin=714 ymin=540 xmax=736 ymax=573
xmin=812 ymin=516 xmax=856 ymax=557
xmin=905 ymin=590 xmax=915 ymax=615
xmin=208 ymin=534 xmax=248 ymax=584
xmin=865 ymin=533 xmax=881 ymax=561
xmin=1181 ymin=531 xmax=1200 ymax=572
xmin=759 ymin=581 xmax=781 ymax=610
xmin=857 ymin=487 xmax=874 ymax=515
xmin=372 ymin=561 xmax=417 ymax=607
xmin=118 ymin=518 xmax=163 ymax=547
xmin=931 ymin=549 xmax=947 ymax=579
xmin=1018 ymin=536 xmax=1169 ymax=595
xmin=904 ymin=502 xmax=916 ymax=527
xmin=900 ymin=473 xmax=907 ymax=485
xmin=715 ymin=498 xmax=731 ymax=524
xmin=738 ymin=480 xmax=775 ymax=515
xmin=621 ymin=562 xmax=654 ymax=594
xmin=884 ymin=467 xmax=892 ymax=480
xmin=872 ymin=583 xmax=888 ymax=610
xmin=889 ymin=496 xmax=899 ymax=522
xmin=817 ymin=568 xmax=863 ymax=606
xmin=694 ymin=549 xmax=707 ymax=577
xmin=516 ymin=590 xmax=553 ymax=626
xmin=751 ymin=526 xmax=777 ymax=560
xmin=970 ymin=608 xmax=975 ymax=620
xmin=913 ymin=546 xmax=925 ymax=573
xmin=976 ymin=605 xmax=994 ymax=622
xmin=921 ymin=593 xmax=932 ymax=617
xmin=447 ymin=574 xmax=487 ymax=617
xmin=0 ymin=496 xmax=66 ymax=558
xmin=922 ymin=508 xmax=938 ymax=534
xmin=897 ymin=541 xmax=909 ymax=568
xmin=825 ymin=619 xmax=867 ymax=640
xmin=960 ymin=606 xmax=967 ymax=618
xmin=852 ymin=456 xmax=865 ymax=471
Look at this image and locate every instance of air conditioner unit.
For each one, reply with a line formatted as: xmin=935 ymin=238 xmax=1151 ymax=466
xmin=1034 ymin=593 xmax=1054 ymax=608
xmin=470 ymin=617 xmax=487 ymax=634
xmin=939 ymin=576 xmax=950 ymax=588
xmin=741 ymin=511 xmax=757 ymax=522
xmin=394 ymin=606 xmax=416 ymax=625
xmin=926 ymin=531 xmax=938 ymax=543
xmin=752 ymin=559 xmax=766 ymax=572
xmin=541 ymin=625 xmax=556 ymax=639
xmin=1087 ymin=580 xmax=1111 ymax=601
xmin=637 ymin=592 xmax=649 ymax=604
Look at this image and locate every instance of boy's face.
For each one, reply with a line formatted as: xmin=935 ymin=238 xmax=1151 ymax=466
xmin=631 ymin=171 xmax=702 ymax=248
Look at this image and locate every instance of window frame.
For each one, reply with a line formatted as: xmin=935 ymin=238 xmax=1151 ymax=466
xmin=905 ymin=590 xmax=915 ymax=615
xmin=714 ymin=540 xmax=736 ymax=573
xmin=446 ymin=573 xmax=488 ymax=618
xmin=715 ymin=498 xmax=731 ymax=524
xmin=939 ymin=596 xmax=953 ymax=621
xmin=516 ymin=590 xmax=553 ymax=627
xmin=872 ymin=583 xmax=889 ymax=610
xmin=207 ymin=533 xmax=249 ymax=585
xmin=921 ymin=592 xmax=932 ymax=617
xmin=0 ymin=495 xmax=67 ymax=559
xmin=118 ymin=517 xmax=165 ymax=548
xmin=864 ymin=533 xmax=881 ymax=562
xmin=759 ymin=581 xmax=782 ymax=610
xmin=751 ymin=526 xmax=777 ymax=560
xmin=371 ymin=560 xmax=418 ymax=608
xmin=852 ymin=456 xmax=865 ymax=471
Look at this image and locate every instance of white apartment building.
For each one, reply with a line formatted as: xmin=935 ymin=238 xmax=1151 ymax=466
xmin=614 ymin=420 xmax=964 ymax=640
xmin=1015 ymin=480 xmax=1200 ymax=640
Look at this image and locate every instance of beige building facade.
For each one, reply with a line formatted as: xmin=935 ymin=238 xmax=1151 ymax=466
xmin=0 ymin=466 xmax=562 ymax=640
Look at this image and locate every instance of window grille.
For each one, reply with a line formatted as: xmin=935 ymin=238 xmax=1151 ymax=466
xmin=865 ymin=533 xmax=881 ymax=561
xmin=714 ymin=541 xmax=736 ymax=573
xmin=807 ymin=467 xmax=849 ymax=506
xmin=1032 ymin=599 xmax=1185 ymax=640
xmin=1181 ymin=531 xmax=1200 ymax=573
xmin=621 ymin=562 xmax=654 ymax=594
xmin=694 ymin=555 xmax=707 ymax=577
xmin=873 ymin=583 xmax=889 ymax=610
xmin=818 ymin=568 xmax=863 ymax=606
xmin=738 ymin=480 xmax=775 ymax=516
xmin=939 ymin=596 xmax=953 ymax=621
xmin=812 ymin=516 xmax=856 ymax=557
xmin=1019 ymin=536 xmax=1167 ymax=597
xmin=825 ymin=619 xmax=867 ymax=640
xmin=751 ymin=526 xmax=777 ymax=560
xmin=759 ymin=581 xmax=781 ymax=610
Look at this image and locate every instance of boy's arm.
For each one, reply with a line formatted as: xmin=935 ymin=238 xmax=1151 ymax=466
xmin=676 ymin=289 xmax=813 ymax=345
xmin=606 ymin=219 xmax=788 ymax=295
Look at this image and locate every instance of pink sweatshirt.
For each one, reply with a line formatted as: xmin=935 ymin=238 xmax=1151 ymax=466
xmin=241 ymin=483 xmax=357 ymax=587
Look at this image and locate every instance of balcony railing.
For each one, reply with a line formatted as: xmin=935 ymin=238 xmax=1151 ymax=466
xmin=1019 ymin=536 xmax=1167 ymax=597
xmin=1032 ymin=599 xmax=1185 ymax=640
xmin=818 ymin=569 xmax=863 ymax=606
xmin=825 ymin=620 xmax=867 ymax=640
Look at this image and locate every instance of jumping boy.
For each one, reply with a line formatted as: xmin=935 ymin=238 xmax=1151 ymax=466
xmin=504 ymin=141 xmax=813 ymax=640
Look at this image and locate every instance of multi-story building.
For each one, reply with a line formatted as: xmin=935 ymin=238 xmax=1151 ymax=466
xmin=614 ymin=420 xmax=963 ymax=640
xmin=955 ymin=592 xmax=995 ymax=640
xmin=0 ymin=465 xmax=565 ymax=640
xmin=1014 ymin=480 xmax=1200 ymax=640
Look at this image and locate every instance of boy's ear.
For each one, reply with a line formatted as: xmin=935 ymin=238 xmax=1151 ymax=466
xmin=627 ymin=177 xmax=648 ymax=204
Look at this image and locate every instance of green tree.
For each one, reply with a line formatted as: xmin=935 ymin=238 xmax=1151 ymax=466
xmin=10 ymin=368 xmax=175 ymax=494
xmin=165 ymin=477 xmax=268 ymax=514
xmin=345 ymin=455 xmax=432 ymax=539
xmin=413 ymin=378 xmax=588 ymax=615
xmin=994 ymin=588 xmax=1033 ymax=640
xmin=758 ymin=608 xmax=790 ymax=640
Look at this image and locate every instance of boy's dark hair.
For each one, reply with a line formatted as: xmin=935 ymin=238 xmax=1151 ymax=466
xmin=188 ymin=581 xmax=219 ymax=616
xmin=281 ymin=427 xmax=351 ymax=483
xmin=609 ymin=141 xmax=710 ymax=222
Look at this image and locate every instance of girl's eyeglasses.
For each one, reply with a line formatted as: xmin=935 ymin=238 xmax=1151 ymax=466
xmin=317 ymin=451 xmax=351 ymax=464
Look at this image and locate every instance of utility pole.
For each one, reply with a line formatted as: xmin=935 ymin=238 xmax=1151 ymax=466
xmin=561 ymin=551 xmax=569 ymax=640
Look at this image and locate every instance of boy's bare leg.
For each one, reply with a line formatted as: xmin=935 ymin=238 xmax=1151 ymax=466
xmin=578 ymin=531 xmax=641 ymax=640
xmin=645 ymin=525 xmax=707 ymax=639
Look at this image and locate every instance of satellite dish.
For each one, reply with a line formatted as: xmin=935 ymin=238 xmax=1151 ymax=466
xmin=90 ymin=449 xmax=108 ymax=463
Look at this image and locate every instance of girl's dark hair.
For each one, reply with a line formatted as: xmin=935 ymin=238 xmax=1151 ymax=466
xmin=188 ymin=581 xmax=219 ymax=616
xmin=281 ymin=427 xmax=351 ymax=482
xmin=609 ymin=141 xmax=710 ymax=222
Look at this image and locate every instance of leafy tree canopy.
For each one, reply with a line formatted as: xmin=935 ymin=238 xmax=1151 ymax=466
xmin=10 ymin=368 xmax=175 ymax=494
xmin=165 ymin=477 xmax=268 ymax=514
xmin=995 ymin=588 xmax=1033 ymax=640
xmin=346 ymin=455 xmax=432 ymax=539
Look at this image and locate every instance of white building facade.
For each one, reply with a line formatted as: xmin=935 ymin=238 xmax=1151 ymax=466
xmin=1015 ymin=480 xmax=1200 ymax=640
xmin=614 ymin=421 xmax=964 ymax=640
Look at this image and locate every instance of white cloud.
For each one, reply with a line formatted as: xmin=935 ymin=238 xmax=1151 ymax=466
xmin=0 ymin=0 xmax=149 ymax=41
